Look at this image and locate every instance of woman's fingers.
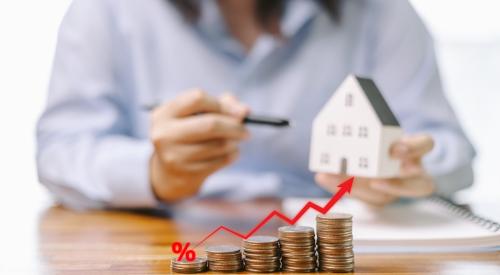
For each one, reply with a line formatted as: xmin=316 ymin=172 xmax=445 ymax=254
xmin=175 ymin=139 xmax=239 ymax=162
xmin=185 ymin=150 xmax=239 ymax=173
xmin=315 ymin=173 xmax=349 ymax=193
xmin=370 ymin=176 xmax=435 ymax=198
xmin=149 ymin=89 xmax=250 ymax=203
xmin=181 ymin=114 xmax=249 ymax=141
xmin=159 ymin=139 xmax=240 ymax=174
xmin=350 ymin=183 xmax=398 ymax=206
xmin=157 ymin=113 xmax=250 ymax=142
xmin=157 ymin=89 xmax=222 ymax=118
xmin=219 ymin=92 xmax=250 ymax=119
xmin=399 ymin=158 xmax=424 ymax=177
xmin=315 ymin=173 xmax=345 ymax=185
xmin=391 ymin=134 xmax=434 ymax=160
xmin=154 ymin=90 xmax=250 ymax=120
xmin=315 ymin=174 xmax=396 ymax=206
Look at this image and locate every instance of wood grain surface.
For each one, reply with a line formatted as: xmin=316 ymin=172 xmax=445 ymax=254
xmin=4 ymin=199 xmax=499 ymax=274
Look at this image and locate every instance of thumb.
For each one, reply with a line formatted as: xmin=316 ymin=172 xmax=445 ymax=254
xmin=391 ymin=134 xmax=434 ymax=160
xmin=219 ymin=92 xmax=250 ymax=120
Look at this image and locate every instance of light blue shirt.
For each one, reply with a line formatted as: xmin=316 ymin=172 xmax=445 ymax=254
xmin=37 ymin=0 xmax=475 ymax=210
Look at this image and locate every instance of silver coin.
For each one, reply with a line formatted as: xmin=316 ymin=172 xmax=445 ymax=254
xmin=279 ymin=225 xmax=314 ymax=233
xmin=317 ymin=213 xmax=353 ymax=220
xmin=171 ymin=257 xmax=207 ymax=265
xmin=244 ymin=235 xmax=279 ymax=244
xmin=205 ymin=245 xmax=241 ymax=254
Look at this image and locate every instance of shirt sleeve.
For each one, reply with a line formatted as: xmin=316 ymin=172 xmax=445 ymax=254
xmin=360 ymin=0 xmax=476 ymax=196
xmin=36 ymin=0 xmax=158 ymax=210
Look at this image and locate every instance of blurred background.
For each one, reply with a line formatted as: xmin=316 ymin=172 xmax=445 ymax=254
xmin=0 ymin=0 xmax=498 ymax=219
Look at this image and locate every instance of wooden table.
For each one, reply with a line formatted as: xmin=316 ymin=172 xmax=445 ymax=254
xmin=6 ymin=199 xmax=500 ymax=274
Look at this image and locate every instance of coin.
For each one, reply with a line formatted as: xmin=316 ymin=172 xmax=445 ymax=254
xmin=317 ymin=213 xmax=353 ymax=220
xmin=278 ymin=225 xmax=317 ymax=272
xmin=171 ymin=257 xmax=207 ymax=273
xmin=243 ymin=235 xmax=281 ymax=273
xmin=205 ymin=245 xmax=243 ymax=272
xmin=205 ymin=245 xmax=241 ymax=254
xmin=245 ymin=236 xmax=280 ymax=244
xmin=278 ymin=226 xmax=315 ymax=238
xmin=316 ymin=213 xmax=355 ymax=272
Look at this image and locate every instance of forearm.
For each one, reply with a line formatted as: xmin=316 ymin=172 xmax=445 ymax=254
xmin=37 ymin=135 xmax=157 ymax=210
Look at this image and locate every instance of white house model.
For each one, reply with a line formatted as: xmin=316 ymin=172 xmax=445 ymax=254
xmin=309 ymin=75 xmax=403 ymax=178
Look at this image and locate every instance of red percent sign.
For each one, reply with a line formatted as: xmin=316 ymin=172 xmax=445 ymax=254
xmin=172 ymin=241 xmax=196 ymax=261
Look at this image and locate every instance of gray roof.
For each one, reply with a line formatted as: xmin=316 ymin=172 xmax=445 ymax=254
xmin=355 ymin=76 xmax=400 ymax=126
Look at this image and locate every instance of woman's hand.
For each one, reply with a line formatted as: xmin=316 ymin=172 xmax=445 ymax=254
xmin=315 ymin=134 xmax=436 ymax=206
xmin=149 ymin=90 xmax=250 ymax=203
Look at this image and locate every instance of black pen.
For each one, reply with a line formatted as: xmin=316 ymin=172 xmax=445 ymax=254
xmin=143 ymin=105 xmax=290 ymax=128
xmin=243 ymin=115 xmax=290 ymax=127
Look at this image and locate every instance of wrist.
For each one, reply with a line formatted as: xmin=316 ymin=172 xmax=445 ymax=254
xmin=149 ymin=152 xmax=205 ymax=203
xmin=150 ymin=152 xmax=166 ymax=201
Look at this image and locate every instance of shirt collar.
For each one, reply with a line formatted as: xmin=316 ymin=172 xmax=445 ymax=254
xmin=195 ymin=0 xmax=244 ymax=59
xmin=281 ymin=0 xmax=320 ymax=38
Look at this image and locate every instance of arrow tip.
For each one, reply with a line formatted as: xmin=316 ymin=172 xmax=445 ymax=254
xmin=338 ymin=177 xmax=354 ymax=193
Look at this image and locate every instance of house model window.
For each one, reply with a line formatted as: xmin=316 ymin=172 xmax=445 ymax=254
xmin=320 ymin=153 xmax=330 ymax=164
xmin=359 ymin=126 xmax=368 ymax=138
xmin=309 ymin=74 xmax=403 ymax=178
xmin=342 ymin=125 xmax=352 ymax=136
xmin=359 ymin=157 xmax=369 ymax=169
xmin=327 ymin=124 xmax=336 ymax=136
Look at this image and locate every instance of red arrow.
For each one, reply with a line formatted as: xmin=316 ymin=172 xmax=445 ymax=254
xmin=194 ymin=177 xmax=354 ymax=248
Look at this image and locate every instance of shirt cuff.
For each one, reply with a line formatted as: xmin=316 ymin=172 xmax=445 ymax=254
xmin=104 ymin=139 xmax=158 ymax=208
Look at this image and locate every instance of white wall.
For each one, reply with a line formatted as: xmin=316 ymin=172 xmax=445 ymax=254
xmin=0 ymin=0 xmax=498 ymax=208
xmin=0 ymin=1 xmax=71 ymax=207
xmin=411 ymin=0 xmax=500 ymax=203
xmin=0 ymin=1 xmax=71 ymax=269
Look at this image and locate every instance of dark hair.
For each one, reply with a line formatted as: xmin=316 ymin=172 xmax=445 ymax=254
xmin=169 ymin=0 xmax=340 ymax=31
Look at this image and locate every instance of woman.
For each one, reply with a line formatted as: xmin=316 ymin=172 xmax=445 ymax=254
xmin=37 ymin=0 xmax=475 ymax=210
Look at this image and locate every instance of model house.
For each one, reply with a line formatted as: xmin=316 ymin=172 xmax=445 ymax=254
xmin=309 ymin=75 xmax=403 ymax=178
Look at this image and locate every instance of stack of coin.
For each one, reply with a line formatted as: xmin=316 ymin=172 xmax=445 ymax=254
xmin=316 ymin=213 xmax=355 ymax=272
xmin=171 ymin=257 xmax=207 ymax=273
xmin=278 ymin=225 xmax=317 ymax=272
xmin=205 ymin=245 xmax=243 ymax=272
xmin=242 ymin=236 xmax=281 ymax=272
